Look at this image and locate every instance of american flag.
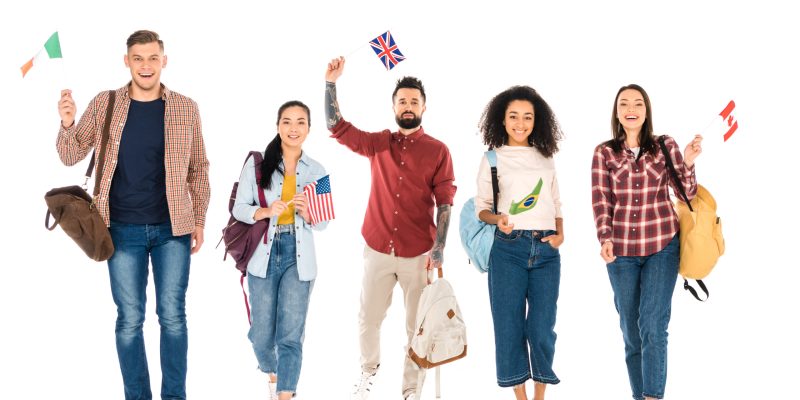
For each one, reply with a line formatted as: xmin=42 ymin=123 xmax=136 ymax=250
xmin=303 ymin=175 xmax=335 ymax=225
xmin=369 ymin=31 xmax=406 ymax=70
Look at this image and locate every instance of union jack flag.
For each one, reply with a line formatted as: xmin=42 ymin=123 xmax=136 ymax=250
xmin=369 ymin=31 xmax=406 ymax=70
xmin=303 ymin=175 xmax=335 ymax=225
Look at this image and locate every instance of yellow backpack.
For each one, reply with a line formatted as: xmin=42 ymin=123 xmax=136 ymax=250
xmin=659 ymin=137 xmax=725 ymax=301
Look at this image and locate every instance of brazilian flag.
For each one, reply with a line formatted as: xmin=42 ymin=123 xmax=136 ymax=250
xmin=509 ymin=178 xmax=543 ymax=215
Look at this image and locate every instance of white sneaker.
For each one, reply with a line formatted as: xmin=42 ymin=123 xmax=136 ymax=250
xmin=350 ymin=370 xmax=377 ymax=400
xmin=405 ymin=394 xmax=416 ymax=400
xmin=269 ymin=381 xmax=278 ymax=400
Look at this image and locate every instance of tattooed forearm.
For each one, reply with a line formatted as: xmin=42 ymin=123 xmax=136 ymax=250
xmin=325 ymin=81 xmax=342 ymax=129
xmin=430 ymin=204 xmax=452 ymax=266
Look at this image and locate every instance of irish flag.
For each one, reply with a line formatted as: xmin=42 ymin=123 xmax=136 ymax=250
xmin=21 ymin=32 xmax=62 ymax=77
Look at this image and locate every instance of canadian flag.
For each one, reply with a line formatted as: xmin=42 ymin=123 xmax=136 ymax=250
xmin=719 ymin=100 xmax=738 ymax=141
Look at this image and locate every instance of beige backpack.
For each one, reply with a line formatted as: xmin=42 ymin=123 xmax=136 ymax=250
xmin=660 ymin=137 xmax=725 ymax=301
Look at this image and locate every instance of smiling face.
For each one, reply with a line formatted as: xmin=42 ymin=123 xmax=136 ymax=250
xmin=616 ymin=88 xmax=646 ymax=133
xmin=124 ymin=41 xmax=166 ymax=99
xmin=504 ymin=99 xmax=535 ymax=146
xmin=393 ymin=88 xmax=426 ymax=130
xmin=278 ymin=105 xmax=310 ymax=150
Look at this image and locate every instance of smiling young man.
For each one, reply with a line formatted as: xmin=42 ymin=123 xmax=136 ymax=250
xmin=324 ymin=57 xmax=457 ymax=400
xmin=56 ymin=30 xmax=210 ymax=400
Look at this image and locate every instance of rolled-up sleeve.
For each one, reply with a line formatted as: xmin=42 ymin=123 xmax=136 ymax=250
xmin=56 ymin=94 xmax=101 ymax=166
xmin=432 ymin=147 xmax=456 ymax=206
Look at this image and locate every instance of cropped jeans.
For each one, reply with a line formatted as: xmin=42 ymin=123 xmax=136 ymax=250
xmin=488 ymin=229 xmax=561 ymax=387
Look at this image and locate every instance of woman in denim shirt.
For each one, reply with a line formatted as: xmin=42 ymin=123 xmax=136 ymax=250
xmin=474 ymin=86 xmax=564 ymax=400
xmin=232 ymin=100 xmax=329 ymax=400
xmin=591 ymin=84 xmax=703 ymax=400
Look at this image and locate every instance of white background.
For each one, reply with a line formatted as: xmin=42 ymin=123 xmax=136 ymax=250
xmin=1 ymin=1 xmax=798 ymax=399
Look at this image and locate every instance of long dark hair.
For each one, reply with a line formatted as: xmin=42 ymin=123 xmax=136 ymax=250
xmin=259 ymin=100 xmax=311 ymax=189
xmin=479 ymin=85 xmax=562 ymax=157
xmin=607 ymin=84 xmax=657 ymax=156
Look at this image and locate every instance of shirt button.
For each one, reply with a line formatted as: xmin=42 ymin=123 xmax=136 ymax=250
xmin=634 ymin=199 xmax=639 ymax=202
xmin=399 ymin=177 xmax=403 ymax=180
xmin=389 ymin=240 xmax=394 ymax=243
xmin=394 ymin=228 xmax=398 ymax=231
xmin=401 ymin=161 xmax=405 ymax=165
xmin=633 ymin=214 xmax=637 ymax=217
xmin=396 ymin=193 xmax=400 ymax=197
xmin=635 ymin=169 xmax=639 ymax=172
xmin=635 ymin=184 xmax=640 ymax=187
xmin=403 ymin=146 xmax=407 ymax=150
xmin=394 ymin=211 xmax=398 ymax=214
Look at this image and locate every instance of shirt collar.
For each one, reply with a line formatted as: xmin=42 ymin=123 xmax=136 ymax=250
xmin=122 ymin=82 xmax=170 ymax=101
xmin=394 ymin=126 xmax=425 ymax=140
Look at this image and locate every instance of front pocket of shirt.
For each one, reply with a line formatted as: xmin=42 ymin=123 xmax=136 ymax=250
xmin=607 ymin=159 xmax=630 ymax=183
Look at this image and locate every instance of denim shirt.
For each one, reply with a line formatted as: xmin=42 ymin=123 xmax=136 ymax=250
xmin=232 ymin=151 xmax=328 ymax=281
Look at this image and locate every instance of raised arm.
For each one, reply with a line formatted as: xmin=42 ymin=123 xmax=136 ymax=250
xmin=325 ymin=57 xmax=345 ymax=129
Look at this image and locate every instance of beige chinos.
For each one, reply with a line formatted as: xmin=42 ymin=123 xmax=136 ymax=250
xmin=359 ymin=245 xmax=429 ymax=397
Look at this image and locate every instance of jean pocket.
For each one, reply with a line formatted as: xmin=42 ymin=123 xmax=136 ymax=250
xmin=495 ymin=230 xmax=521 ymax=242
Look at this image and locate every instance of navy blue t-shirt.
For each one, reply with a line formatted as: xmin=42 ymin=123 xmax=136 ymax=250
xmin=109 ymin=99 xmax=170 ymax=224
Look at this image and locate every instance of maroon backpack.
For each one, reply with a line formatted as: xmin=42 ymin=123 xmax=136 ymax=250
xmin=217 ymin=151 xmax=269 ymax=322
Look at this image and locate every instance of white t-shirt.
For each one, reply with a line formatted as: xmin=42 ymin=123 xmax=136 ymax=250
xmin=474 ymin=146 xmax=562 ymax=230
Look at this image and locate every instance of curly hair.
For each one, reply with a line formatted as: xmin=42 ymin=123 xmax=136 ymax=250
xmin=479 ymin=85 xmax=563 ymax=157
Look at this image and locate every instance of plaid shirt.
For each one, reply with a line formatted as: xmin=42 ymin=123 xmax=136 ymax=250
xmin=591 ymin=135 xmax=696 ymax=256
xmin=57 ymin=83 xmax=210 ymax=236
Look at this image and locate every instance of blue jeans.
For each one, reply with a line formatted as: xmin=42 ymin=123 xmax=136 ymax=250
xmin=107 ymin=221 xmax=191 ymax=400
xmin=248 ymin=226 xmax=313 ymax=395
xmin=488 ymin=229 xmax=561 ymax=387
xmin=606 ymin=234 xmax=679 ymax=400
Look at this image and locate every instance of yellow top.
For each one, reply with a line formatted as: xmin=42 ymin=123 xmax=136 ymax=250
xmin=277 ymin=174 xmax=296 ymax=224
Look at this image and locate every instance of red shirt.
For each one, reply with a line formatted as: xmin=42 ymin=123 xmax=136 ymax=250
xmin=330 ymin=120 xmax=456 ymax=257
xmin=591 ymin=135 xmax=696 ymax=256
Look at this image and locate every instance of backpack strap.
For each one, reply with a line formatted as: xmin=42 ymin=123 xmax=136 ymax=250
xmin=241 ymin=151 xmax=269 ymax=325
xmin=248 ymin=151 xmax=268 ymax=208
xmin=683 ymin=278 xmax=709 ymax=301
xmin=657 ymin=136 xmax=694 ymax=212
xmin=658 ymin=137 xmax=709 ymax=301
xmin=486 ymin=150 xmax=499 ymax=214
xmin=92 ymin=90 xmax=117 ymax=198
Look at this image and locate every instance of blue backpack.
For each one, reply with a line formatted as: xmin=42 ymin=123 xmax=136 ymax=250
xmin=459 ymin=150 xmax=498 ymax=272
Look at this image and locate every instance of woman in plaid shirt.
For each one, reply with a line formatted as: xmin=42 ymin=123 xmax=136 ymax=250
xmin=591 ymin=84 xmax=703 ymax=400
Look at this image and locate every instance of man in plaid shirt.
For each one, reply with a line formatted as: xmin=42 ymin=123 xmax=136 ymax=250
xmin=56 ymin=30 xmax=209 ymax=400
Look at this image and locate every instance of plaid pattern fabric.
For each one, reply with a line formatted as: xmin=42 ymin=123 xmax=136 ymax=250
xmin=57 ymin=83 xmax=210 ymax=236
xmin=591 ymin=135 xmax=696 ymax=256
